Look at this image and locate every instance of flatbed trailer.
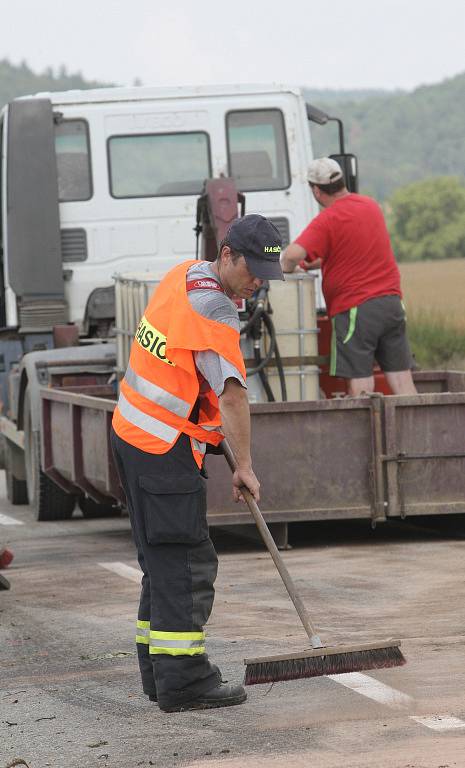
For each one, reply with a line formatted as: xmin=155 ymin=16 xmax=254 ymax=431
xmin=39 ymin=369 xmax=465 ymax=544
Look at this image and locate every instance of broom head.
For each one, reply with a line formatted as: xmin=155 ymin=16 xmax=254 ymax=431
xmin=244 ymin=639 xmax=405 ymax=685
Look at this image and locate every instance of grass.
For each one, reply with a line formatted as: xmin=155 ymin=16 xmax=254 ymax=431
xmin=399 ymin=258 xmax=465 ymax=329
xmin=399 ymin=258 xmax=465 ymax=368
xmin=407 ymin=313 xmax=465 ymax=368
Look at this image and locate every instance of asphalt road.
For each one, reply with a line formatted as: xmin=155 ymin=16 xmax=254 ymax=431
xmin=1 ymin=474 xmax=465 ymax=768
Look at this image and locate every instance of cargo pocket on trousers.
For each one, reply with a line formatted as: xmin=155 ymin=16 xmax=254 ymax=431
xmin=139 ymin=474 xmax=208 ymax=546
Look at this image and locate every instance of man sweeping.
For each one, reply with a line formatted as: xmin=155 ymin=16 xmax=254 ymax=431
xmin=111 ymin=214 xmax=283 ymax=713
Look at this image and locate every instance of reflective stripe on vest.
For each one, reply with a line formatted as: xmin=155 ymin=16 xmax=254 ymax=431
xmin=117 ymin=392 xmax=178 ymax=444
xmin=136 ymin=619 xmax=150 ymax=645
xmin=149 ymin=629 xmax=205 ymax=656
xmin=112 ymin=261 xmax=245 ymax=460
xmin=125 ymin=365 xmax=191 ymax=419
xmin=192 ymin=438 xmax=206 ymax=456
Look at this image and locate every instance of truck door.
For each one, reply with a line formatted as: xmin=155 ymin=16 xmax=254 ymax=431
xmin=105 ymin=110 xmax=212 ymax=276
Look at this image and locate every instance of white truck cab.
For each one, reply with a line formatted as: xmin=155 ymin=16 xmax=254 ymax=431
xmin=1 ymin=83 xmax=326 ymax=334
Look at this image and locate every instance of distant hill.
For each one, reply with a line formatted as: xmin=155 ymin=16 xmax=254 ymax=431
xmin=306 ymin=72 xmax=465 ymax=200
xmin=0 ymin=58 xmax=111 ymax=109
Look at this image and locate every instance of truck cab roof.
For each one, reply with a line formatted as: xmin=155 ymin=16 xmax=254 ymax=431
xmin=18 ymin=82 xmax=303 ymax=107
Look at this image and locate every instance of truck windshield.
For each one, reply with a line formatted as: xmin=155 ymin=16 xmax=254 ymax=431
xmin=108 ymin=132 xmax=212 ymax=198
xmin=226 ymin=109 xmax=290 ymax=192
xmin=55 ymin=120 xmax=92 ymax=202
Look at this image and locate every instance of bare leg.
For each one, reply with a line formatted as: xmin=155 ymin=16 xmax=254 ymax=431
xmin=348 ymin=376 xmax=375 ymax=397
xmin=384 ymin=370 xmax=417 ymax=395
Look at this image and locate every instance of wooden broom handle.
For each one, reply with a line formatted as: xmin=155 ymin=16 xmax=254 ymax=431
xmin=221 ymin=439 xmax=323 ymax=648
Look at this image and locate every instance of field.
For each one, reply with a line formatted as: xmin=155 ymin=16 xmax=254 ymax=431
xmin=399 ymin=258 xmax=465 ymax=367
xmin=399 ymin=258 xmax=465 ymax=327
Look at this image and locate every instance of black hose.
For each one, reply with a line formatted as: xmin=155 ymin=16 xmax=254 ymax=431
xmin=240 ymin=301 xmax=264 ymax=335
xmin=240 ymin=283 xmax=269 ymax=336
xmin=255 ymin=346 xmax=275 ymax=402
xmin=242 ymin=284 xmax=287 ymax=401
xmin=245 ymin=316 xmax=275 ymax=375
xmin=262 ymin=311 xmax=287 ymax=402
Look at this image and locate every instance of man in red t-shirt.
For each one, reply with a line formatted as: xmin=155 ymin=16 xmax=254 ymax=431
xmin=281 ymin=157 xmax=416 ymax=396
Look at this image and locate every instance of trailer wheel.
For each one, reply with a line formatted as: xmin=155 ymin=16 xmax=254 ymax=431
xmin=79 ymin=496 xmax=122 ymax=519
xmin=23 ymin=386 xmax=76 ymax=521
xmin=4 ymin=440 xmax=28 ymax=505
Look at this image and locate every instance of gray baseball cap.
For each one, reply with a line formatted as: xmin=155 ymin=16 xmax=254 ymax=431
xmin=308 ymin=157 xmax=344 ymax=185
xmin=226 ymin=214 xmax=284 ymax=281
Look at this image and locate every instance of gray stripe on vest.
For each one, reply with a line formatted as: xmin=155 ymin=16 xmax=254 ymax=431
xmin=117 ymin=392 xmax=178 ymax=443
xmin=192 ymin=438 xmax=207 ymax=455
xmin=125 ymin=365 xmax=190 ymax=418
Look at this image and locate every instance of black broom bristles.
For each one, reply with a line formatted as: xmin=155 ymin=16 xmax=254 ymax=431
xmin=244 ymin=644 xmax=406 ymax=686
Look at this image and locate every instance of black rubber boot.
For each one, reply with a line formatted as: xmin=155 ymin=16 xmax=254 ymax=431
xmin=159 ymin=682 xmax=246 ymax=713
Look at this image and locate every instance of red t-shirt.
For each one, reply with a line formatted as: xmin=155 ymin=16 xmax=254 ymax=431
xmin=295 ymin=193 xmax=401 ymax=317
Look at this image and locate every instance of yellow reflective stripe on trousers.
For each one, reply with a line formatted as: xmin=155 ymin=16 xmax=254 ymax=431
xmin=149 ymin=630 xmax=205 ymax=656
xmin=125 ymin=365 xmax=191 ymax=419
xmin=330 ymin=317 xmax=337 ymax=376
xmin=136 ymin=619 xmax=150 ymax=645
xmin=117 ymin=392 xmax=178 ymax=443
xmin=342 ymin=307 xmax=357 ymax=344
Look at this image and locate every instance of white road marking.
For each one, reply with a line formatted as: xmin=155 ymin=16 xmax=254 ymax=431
xmin=0 ymin=512 xmax=24 ymax=526
xmin=96 ymin=568 xmax=465 ymax=734
xmin=330 ymin=673 xmax=465 ymax=732
xmin=328 ymin=672 xmax=413 ymax=709
xmin=410 ymin=715 xmax=465 ymax=731
xmin=98 ymin=561 xmax=141 ymax=583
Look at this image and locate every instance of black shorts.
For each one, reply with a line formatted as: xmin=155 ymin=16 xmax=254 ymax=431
xmin=330 ymin=295 xmax=413 ymax=379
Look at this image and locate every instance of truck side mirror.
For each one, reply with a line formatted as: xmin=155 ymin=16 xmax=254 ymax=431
xmin=330 ymin=153 xmax=358 ymax=193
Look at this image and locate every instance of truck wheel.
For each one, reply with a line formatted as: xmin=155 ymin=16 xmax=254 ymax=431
xmin=4 ymin=440 xmax=28 ymax=505
xmin=23 ymin=386 xmax=76 ymax=521
xmin=79 ymin=496 xmax=121 ymax=519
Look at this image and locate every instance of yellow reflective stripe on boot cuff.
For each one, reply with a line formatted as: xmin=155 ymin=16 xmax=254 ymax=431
xmin=136 ymin=619 xmax=150 ymax=644
xmin=136 ymin=634 xmax=150 ymax=644
xmin=149 ymin=645 xmax=205 ymax=656
xmin=149 ymin=630 xmax=205 ymax=656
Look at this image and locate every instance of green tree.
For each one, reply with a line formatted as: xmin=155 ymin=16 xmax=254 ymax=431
xmin=386 ymin=176 xmax=465 ymax=261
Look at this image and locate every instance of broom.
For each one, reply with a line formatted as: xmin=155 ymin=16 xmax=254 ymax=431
xmin=221 ymin=439 xmax=406 ymax=685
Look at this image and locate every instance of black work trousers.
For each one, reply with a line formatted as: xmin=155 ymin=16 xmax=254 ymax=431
xmin=110 ymin=429 xmax=221 ymax=710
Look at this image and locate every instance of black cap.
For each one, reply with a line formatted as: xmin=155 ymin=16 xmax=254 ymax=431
xmin=226 ymin=214 xmax=284 ymax=280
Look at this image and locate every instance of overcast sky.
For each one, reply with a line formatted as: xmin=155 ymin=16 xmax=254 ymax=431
xmin=2 ymin=0 xmax=465 ymax=91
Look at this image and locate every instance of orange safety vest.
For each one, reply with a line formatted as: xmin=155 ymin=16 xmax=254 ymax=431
xmin=112 ymin=260 xmax=246 ymax=467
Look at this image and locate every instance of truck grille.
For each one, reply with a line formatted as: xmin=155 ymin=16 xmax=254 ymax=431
xmin=61 ymin=228 xmax=87 ymax=262
xmin=268 ymin=217 xmax=290 ymax=248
